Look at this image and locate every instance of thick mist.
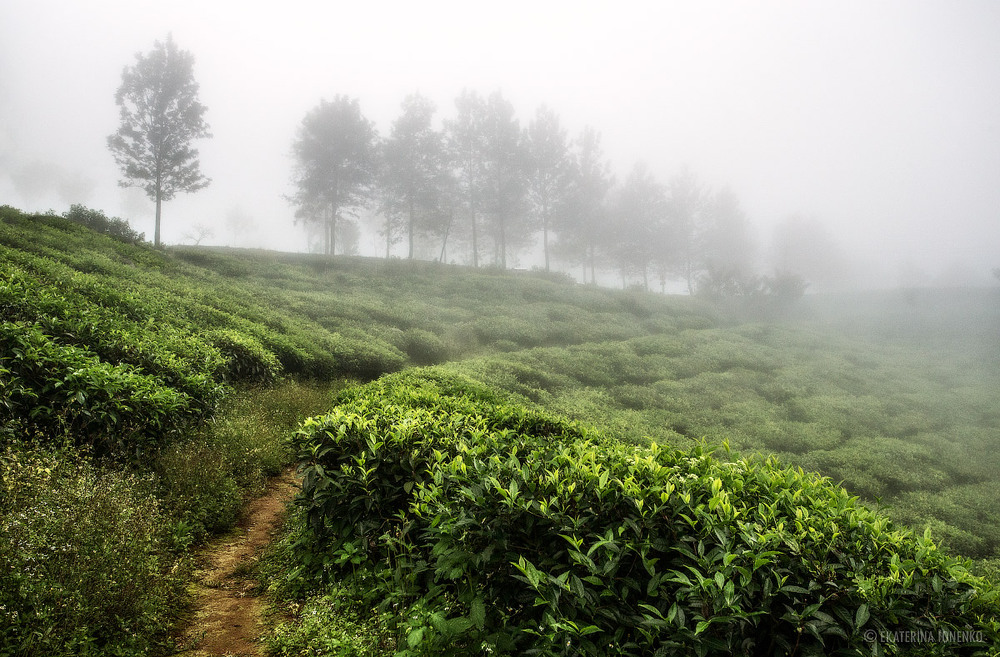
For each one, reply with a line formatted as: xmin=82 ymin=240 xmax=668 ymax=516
xmin=1 ymin=0 xmax=998 ymax=289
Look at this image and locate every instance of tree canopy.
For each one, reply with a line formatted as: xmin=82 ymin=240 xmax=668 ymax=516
xmin=288 ymin=96 xmax=377 ymax=256
xmin=107 ymin=35 xmax=211 ymax=247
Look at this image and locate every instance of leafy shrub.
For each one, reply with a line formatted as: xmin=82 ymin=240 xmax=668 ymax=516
xmin=63 ymin=204 xmax=146 ymax=245
xmin=206 ymin=328 xmax=282 ymax=383
xmin=0 ymin=445 xmax=184 ymax=656
xmin=289 ymin=371 xmax=998 ymax=656
xmin=403 ymin=328 xmax=451 ymax=365
xmin=154 ymin=440 xmax=243 ymax=542
xmin=0 ymin=321 xmax=204 ymax=454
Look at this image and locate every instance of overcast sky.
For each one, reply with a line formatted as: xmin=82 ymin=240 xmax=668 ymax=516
xmin=2 ymin=0 xmax=998 ymax=287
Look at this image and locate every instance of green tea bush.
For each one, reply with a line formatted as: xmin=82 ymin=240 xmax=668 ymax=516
xmin=0 ymin=321 xmax=203 ymax=454
xmin=403 ymin=328 xmax=452 ymax=365
xmin=206 ymin=328 xmax=281 ymax=383
xmin=63 ymin=204 xmax=145 ymax=245
xmin=0 ymin=445 xmax=184 ymax=656
xmin=290 ymin=371 xmax=998 ymax=656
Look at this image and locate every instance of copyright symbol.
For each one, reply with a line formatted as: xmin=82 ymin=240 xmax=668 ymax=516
xmin=862 ymin=629 xmax=877 ymax=642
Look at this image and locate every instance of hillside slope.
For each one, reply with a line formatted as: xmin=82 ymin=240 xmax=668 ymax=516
xmin=2 ymin=206 xmax=999 ymax=655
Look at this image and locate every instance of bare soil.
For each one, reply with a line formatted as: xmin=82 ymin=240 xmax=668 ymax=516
xmin=175 ymin=468 xmax=299 ymax=656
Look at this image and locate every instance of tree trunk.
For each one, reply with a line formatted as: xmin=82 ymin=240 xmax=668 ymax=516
xmin=543 ymin=217 xmax=550 ymax=272
xmin=499 ymin=212 xmax=507 ymax=270
xmin=154 ymin=193 xmax=162 ymax=248
xmin=330 ymin=210 xmax=337 ymax=256
xmin=408 ymin=198 xmax=415 ymax=259
xmin=470 ymin=205 xmax=478 ymax=268
xmin=385 ymin=215 xmax=391 ymax=259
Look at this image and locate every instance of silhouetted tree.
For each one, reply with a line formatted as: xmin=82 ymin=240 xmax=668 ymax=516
xmin=525 ymin=105 xmax=572 ymax=272
xmin=556 ymin=127 xmax=614 ymax=283
xmin=480 ymin=91 xmax=529 ymax=269
xmin=665 ymin=167 xmax=704 ymax=295
xmin=289 ymin=96 xmax=377 ymax=256
xmin=700 ymin=186 xmax=756 ymax=282
xmin=609 ymin=163 xmax=667 ymax=290
xmin=381 ymin=93 xmax=445 ymax=259
xmin=107 ymin=35 xmax=211 ymax=247
xmin=771 ymin=215 xmax=850 ymax=291
xmin=444 ymin=90 xmax=488 ymax=267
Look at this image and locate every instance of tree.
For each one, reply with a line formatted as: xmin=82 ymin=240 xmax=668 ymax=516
xmin=444 ymin=90 xmax=487 ymax=267
xmin=289 ymin=96 xmax=377 ymax=256
xmin=556 ymin=127 xmax=614 ymax=283
xmin=381 ymin=93 xmax=445 ymax=259
xmin=771 ymin=215 xmax=851 ymax=291
xmin=609 ymin=163 xmax=667 ymax=290
xmin=480 ymin=91 xmax=529 ymax=269
xmin=665 ymin=167 xmax=705 ymax=295
xmin=699 ymin=186 xmax=756 ymax=282
xmin=525 ymin=105 xmax=572 ymax=272
xmin=107 ymin=35 xmax=211 ymax=248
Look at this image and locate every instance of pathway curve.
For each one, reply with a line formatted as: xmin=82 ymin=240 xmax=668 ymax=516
xmin=175 ymin=467 xmax=299 ymax=656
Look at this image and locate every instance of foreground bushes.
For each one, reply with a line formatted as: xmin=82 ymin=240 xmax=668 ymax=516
xmin=0 ymin=445 xmax=185 ymax=656
xmin=288 ymin=371 xmax=999 ymax=655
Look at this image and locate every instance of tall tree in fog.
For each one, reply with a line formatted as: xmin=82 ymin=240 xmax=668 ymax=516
xmin=665 ymin=167 xmax=705 ymax=295
xmin=288 ymin=96 xmax=377 ymax=256
xmin=107 ymin=35 xmax=211 ymax=248
xmin=525 ymin=105 xmax=572 ymax=272
xmin=444 ymin=90 xmax=488 ymax=267
xmin=609 ymin=163 xmax=667 ymax=291
xmin=699 ymin=186 xmax=756 ymax=284
xmin=380 ymin=93 xmax=445 ymax=259
xmin=556 ymin=127 xmax=614 ymax=283
xmin=480 ymin=91 xmax=529 ymax=269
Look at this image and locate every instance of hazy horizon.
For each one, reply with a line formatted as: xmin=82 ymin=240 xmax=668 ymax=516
xmin=2 ymin=0 xmax=999 ymax=289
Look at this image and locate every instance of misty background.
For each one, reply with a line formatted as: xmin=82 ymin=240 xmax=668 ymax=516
xmin=2 ymin=0 xmax=998 ymax=289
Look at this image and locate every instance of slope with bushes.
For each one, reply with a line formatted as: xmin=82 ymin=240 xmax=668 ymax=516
xmin=2 ymin=204 xmax=999 ymax=655
xmin=274 ymin=370 xmax=998 ymax=655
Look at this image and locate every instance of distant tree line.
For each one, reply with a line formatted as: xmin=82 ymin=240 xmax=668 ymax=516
xmin=287 ymin=91 xmax=772 ymax=294
xmin=101 ymin=36 xmax=844 ymax=294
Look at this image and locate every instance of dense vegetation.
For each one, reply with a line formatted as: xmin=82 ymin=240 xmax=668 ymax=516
xmin=278 ymin=370 xmax=997 ymax=655
xmin=1 ymin=205 xmax=998 ymax=655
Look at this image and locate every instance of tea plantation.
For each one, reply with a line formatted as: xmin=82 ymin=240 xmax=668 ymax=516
xmin=1 ymin=205 xmax=997 ymax=655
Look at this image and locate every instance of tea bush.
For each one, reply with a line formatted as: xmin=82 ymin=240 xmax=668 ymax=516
xmin=288 ymin=371 xmax=999 ymax=655
xmin=0 ymin=321 xmax=203 ymax=454
xmin=446 ymin=320 xmax=1000 ymax=558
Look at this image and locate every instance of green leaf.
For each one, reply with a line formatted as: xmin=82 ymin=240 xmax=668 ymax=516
xmin=855 ymin=603 xmax=869 ymax=629
xmin=470 ymin=597 xmax=486 ymax=630
xmin=407 ymin=627 xmax=424 ymax=648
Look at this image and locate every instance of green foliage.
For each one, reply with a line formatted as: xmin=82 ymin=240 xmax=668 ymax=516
xmin=63 ymin=204 xmax=146 ymax=245
xmin=0 ymin=444 xmax=185 ymax=656
xmin=1 ymin=320 xmax=202 ymax=454
xmin=448 ymin=320 xmax=1000 ymax=558
xmin=206 ymin=328 xmax=281 ymax=383
xmin=289 ymin=371 xmax=999 ymax=655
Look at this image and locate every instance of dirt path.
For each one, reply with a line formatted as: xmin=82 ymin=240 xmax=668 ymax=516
xmin=175 ymin=467 xmax=300 ymax=656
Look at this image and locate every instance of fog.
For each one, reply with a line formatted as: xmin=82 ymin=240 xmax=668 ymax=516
xmin=2 ymin=0 xmax=999 ymax=289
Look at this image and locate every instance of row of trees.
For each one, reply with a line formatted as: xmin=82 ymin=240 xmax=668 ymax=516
xmin=105 ymin=36 xmax=802 ymax=294
xmin=287 ymin=92 xmax=758 ymax=293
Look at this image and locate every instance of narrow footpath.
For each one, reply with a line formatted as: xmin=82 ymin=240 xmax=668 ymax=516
xmin=175 ymin=467 xmax=300 ymax=656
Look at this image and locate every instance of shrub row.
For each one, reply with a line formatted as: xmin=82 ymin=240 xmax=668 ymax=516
xmin=291 ymin=371 xmax=999 ymax=655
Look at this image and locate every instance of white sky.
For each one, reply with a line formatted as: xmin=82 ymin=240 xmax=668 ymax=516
xmin=1 ymin=0 xmax=999 ymax=286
